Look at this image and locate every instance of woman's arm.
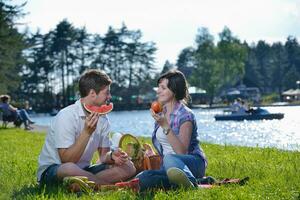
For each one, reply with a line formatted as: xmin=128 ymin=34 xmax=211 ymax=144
xmin=8 ymin=104 xmax=18 ymax=112
xmin=150 ymin=109 xmax=192 ymax=154
xmin=165 ymin=121 xmax=192 ymax=154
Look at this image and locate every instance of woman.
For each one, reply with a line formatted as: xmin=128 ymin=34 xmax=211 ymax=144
xmin=0 ymin=95 xmax=34 ymax=130
xmin=136 ymin=70 xmax=207 ymax=191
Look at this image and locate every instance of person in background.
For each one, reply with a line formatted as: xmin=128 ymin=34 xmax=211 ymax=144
xmin=37 ymin=69 xmax=136 ymax=190
xmin=136 ymin=69 xmax=207 ymax=191
xmin=237 ymin=100 xmax=249 ymax=114
xmin=0 ymin=94 xmax=34 ymax=130
xmin=231 ymin=98 xmax=242 ymax=113
xmin=24 ymin=100 xmax=33 ymax=114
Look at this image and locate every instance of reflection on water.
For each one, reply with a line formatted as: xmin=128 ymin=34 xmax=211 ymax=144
xmin=31 ymin=106 xmax=300 ymax=151
xmin=199 ymin=106 xmax=300 ymax=151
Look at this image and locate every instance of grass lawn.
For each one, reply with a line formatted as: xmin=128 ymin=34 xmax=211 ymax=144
xmin=0 ymin=128 xmax=299 ymax=200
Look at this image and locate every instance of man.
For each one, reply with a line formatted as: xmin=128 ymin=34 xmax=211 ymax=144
xmin=37 ymin=69 xmax=136 ymax=188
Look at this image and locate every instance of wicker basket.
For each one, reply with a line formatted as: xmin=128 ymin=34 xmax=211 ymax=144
xmin=143 ymin=154 xmax=161 ymax=170
xmin=118 ymin=134 xmax=144 ymax=172
xmin=118 ymin=133 xmax=161 ymax=173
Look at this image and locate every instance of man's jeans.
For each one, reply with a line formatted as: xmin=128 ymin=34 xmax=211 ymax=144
xmin=136 ymin=154 xmax=206 ymax=191
xmin=40 ymin=163 xmax=109 ymax=186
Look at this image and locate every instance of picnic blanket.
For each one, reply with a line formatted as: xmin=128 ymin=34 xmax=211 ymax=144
xmin=198 ymin=176 xmax=250 ymax=188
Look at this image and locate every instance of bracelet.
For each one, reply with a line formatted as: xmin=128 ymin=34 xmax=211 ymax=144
xmin=110 ymin=150 xmax=115 ymax=161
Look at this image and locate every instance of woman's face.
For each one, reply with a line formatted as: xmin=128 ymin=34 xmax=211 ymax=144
xmin=157 ymin=78 xmax=175 ymax=104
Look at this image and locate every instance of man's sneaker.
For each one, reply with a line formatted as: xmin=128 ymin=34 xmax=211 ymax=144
xmin=63 ymin=176 xmax=93 ymax=193
xmin=167 ymin=167 xmax=194 ymax=188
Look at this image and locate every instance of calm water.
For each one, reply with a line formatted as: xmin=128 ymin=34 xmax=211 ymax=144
xmin=31 ymin=106 xmax=300 ymax=151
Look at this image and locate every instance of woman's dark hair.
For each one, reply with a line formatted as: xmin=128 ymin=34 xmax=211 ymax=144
xmin=79 ymin=69 xmax=112 ymax=97
xmin=0 ymin=95 xmax=10 ymax=103
xmin=157 ymin=69 xmax=190 ymax=103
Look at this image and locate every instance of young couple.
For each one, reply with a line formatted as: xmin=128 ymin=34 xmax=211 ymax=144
xmin=37 ymin=69 xmax=207 ymax=192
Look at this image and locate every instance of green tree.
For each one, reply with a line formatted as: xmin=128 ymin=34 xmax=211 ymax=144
xmin=122 ymin=25 xmax=156 ymax=104
xmin=90 ymin=34 xmax=105 ymax=70
xmin=74 ymin=27 xmax=92 ymax=74
xmin=21 ymin=31 xmax=55 ymax=111
xmin=254 ymin=41 xmax=273 ymax=93
xmin=284 ymin=36 xmax=300 ymax=88
xmin=97 ymin=26 xmax=126 ymax=84
xmin=0 ymin=1 xmax=26 ymax=94
xmin=176 ymin=47 xmax=196 ymax=78
xmin=191 ymin=27 xmax=221 ymax=106
xmin=50 ymin=19 xmax=77 ymax=106
xmin=92 ymin=24 xmax=156 ymax=105
xmin=270 ymin=42 xmax=288 ymax=99
xmin=283 ymin=66 xmax=300 ymax=89
xmin=243 ymin=43 xmax=261 ymax=88
xmin=161 ymin=60 xmax=174 ymax=74
xmin=217 ymin=26 xmax=247 ymax=89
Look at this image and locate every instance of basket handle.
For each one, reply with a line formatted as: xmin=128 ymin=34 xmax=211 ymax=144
xmin=118 ymin=133 xmax=141 ymax=148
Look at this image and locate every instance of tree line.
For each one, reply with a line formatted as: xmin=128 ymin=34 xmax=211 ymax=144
xmin=22 ymin=21 xmax=157 ymax=111
xmin=1 ymin=1 xmax=300 ymax=112
xmin=174 ymin=27 xmax=300 ymax=105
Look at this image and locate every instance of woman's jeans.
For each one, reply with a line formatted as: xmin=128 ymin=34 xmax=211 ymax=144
xmin=17 ymin=109 xmax=32 ymax=124
xmin=136 ymin=154 xmax=206 ymax=191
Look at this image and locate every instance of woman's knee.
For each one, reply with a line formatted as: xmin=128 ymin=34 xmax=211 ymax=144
xmin=163 ymin=154 xmax=177 ymax=162
xmin=163 ymin=154 xmax=179 ymax=168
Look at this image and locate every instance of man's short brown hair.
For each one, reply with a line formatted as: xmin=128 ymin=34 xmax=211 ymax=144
xmin=79 ymin=69 xmax=112 ymax=97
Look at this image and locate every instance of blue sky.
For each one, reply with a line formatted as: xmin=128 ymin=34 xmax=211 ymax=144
xmin=15 ymin=0 xmax=300 ymax=69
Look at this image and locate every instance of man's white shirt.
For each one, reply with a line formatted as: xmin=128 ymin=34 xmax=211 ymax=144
xmin=37 ymin=100 xmax=111 ymax=182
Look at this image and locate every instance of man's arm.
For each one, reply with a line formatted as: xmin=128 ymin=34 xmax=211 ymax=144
xmin=58 ymin=112 xmax=100 ymax=163
xmin=98 ymin=147 xmax=113 ymax=164
xmin=58 ymin=130 xmax=91 ymax=163
xmin=98 ymin=147 xmax=129 ymax=165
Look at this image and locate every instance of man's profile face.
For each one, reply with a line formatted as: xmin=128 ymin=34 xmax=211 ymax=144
xmin=95 ymin=85 xmax=111 ymax=106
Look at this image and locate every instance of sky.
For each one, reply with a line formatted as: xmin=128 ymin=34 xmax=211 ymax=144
xmin=15 ymin=0 xmax=300 ymax=69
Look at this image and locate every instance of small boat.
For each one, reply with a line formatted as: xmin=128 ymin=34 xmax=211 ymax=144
xmin=214 ymin=108 xmax=284 ymax=121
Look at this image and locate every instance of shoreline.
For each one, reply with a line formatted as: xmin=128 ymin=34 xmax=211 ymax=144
xmin=30 ymin=124 xmax=49 ymax=133
xmin=4 ymin=124 xmax=49 ymax=133
xmin=192 ymin=103 xmax=300 ymax=109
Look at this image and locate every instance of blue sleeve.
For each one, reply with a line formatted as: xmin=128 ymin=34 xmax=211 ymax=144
xmin=179 ymin=111 xmax=194 ymax=126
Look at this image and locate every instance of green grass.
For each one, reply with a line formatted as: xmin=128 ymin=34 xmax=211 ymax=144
xmin=0 ymin=128 xmax=299 ymax=200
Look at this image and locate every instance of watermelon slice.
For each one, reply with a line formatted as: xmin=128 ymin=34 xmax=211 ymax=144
xmin=83 ymin=102 xmax=113 ymax=114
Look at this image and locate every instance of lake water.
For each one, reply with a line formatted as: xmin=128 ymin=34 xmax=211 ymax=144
xmin=31 ymin=106 xmax=300 ymax=151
